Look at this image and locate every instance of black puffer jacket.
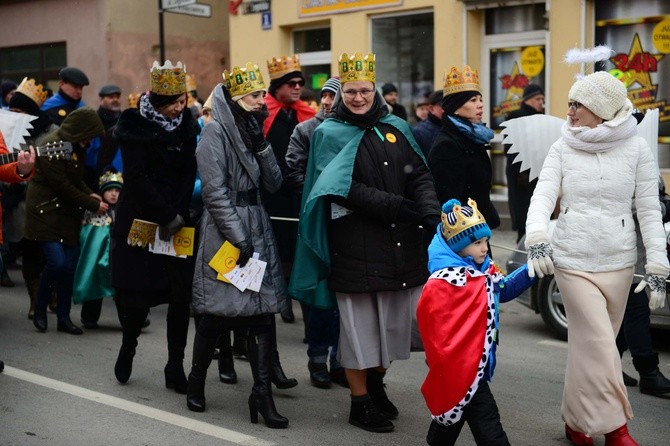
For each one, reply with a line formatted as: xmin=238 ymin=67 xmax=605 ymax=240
xmin=327 ymin=120 xmax=440 ymax=293
xmin=428 ymin=116 xmax=500 ymax=229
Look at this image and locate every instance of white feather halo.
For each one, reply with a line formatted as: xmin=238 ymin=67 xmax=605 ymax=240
xmin=563 ymin=45 xmax=613 ymax=65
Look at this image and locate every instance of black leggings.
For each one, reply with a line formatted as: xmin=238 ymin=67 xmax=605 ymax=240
xmin=120 ymin=300 xmax=190 ymax=361
xmin=196 ymin=313 xmax=271 ymax=341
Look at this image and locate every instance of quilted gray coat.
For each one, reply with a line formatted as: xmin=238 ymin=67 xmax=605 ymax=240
xmin=192 ymin=84 xmax=286 ymax=317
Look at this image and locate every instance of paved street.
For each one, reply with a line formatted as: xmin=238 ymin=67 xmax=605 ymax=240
xmin=1 ymin=229 xmax=669 ymax=445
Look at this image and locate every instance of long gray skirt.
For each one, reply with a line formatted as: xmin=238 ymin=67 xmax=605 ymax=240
xmin=336 ymin=286 xmax=421 ymax=369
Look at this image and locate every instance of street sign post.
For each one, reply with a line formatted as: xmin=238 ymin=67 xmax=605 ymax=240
xmin=161 ymin=0 xmax=196 ymax=9
xmin=166 ymin=3 xmax=212 ymax=18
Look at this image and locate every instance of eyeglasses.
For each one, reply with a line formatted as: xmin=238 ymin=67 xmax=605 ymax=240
xmin=286 ymin=80 xmax=305 ymax=88
xmin=568 ymin=101 xmax=583 ymax=110
xmin=342 ymin=88 xmax=375 ymax=98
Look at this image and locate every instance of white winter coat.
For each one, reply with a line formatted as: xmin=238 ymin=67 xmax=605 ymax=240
xmin=526 ymin=129 xmax=669 ymax=276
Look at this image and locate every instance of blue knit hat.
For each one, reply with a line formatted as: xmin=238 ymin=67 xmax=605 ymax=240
xmin=440 ymin=198 xmax=491 ymax=253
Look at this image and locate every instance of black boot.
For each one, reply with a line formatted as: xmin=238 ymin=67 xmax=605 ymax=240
xmin=271 ymin=350 xmax=298 ymax=389
xmin=349 ymin=395 xmax=394 ymax=433
xmin=280 ymin=298 xmax=295 ymax=323
xmin=247 ymin=331 xmax=289 ymax=428
xmin=187 ymin=332 xmax=218 ymax=412
xmin=165 ymin=360 xmax=188 ymax=394
xmin=115 ymin=344 xmax=136 ymax=384
xmin=366 ymin=369 xmax=398 ymax=420
xmin=33 ymin=305 xmax=47 ymax=332
xmin=330 ymin=358 xmax=349 ymax=388
xmin=218 ymin=331 xmax=237 ymax=384
xmin=633 ymin=353 xmax=670 ymax=396
xmin=308 ymin=360 xmax=331 ymax=389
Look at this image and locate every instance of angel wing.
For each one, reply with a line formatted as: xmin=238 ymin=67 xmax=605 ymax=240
xmin=0 ymin=109 xmax=37 ymax=151
xmin=636 ymin=108 xmax=659 ymax=166
xmin=500 ymin=114 xmax=565 ymax=181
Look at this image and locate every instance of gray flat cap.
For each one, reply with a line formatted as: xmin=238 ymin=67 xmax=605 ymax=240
xmin=99 ymin=84 xmax=122 ymax=96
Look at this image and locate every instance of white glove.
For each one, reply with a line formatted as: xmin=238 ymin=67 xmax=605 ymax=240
xmin=634 ymin=275 xmax=667 ymax=310
xmin=527 ymin=242 xmax=555 ymax=278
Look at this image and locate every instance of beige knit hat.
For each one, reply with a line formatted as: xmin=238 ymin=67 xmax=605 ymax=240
xmin=568 ymin=71 xmax=627 ymax=121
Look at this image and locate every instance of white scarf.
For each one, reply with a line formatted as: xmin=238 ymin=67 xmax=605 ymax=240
xmin=139 ymin=94 xmax=183 ymax=132
xmin=561 ymin=115 xmax=638 ymax=153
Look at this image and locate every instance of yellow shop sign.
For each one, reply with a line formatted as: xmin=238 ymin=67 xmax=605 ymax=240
xmin=299 ymin=0 xmax=402 ymax=17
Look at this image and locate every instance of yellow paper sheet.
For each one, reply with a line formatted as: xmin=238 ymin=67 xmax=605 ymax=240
xmin=208 ymin=241 xmax=240 ymax=283
xmin=173 ymin=227 xmax=195 ymax=257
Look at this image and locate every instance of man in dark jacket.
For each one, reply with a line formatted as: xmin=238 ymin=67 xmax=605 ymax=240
xmin=381 ymin=83 xmax=408 ymax=121
xmin=504 ymin=84 xmax=544 ymax=241
xmin=83 ymin=84 xmax=122 ymax=190
xmin=41 ymin=67 xmax=89 ymax=126
xmin=411 ymin=90 xmax=443 ymax=158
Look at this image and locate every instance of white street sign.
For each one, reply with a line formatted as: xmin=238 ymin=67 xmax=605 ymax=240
xmin=162 ymin=0 xmax=196 ymax=9
xmin=167 ymin=3 xmax=212 ymax=18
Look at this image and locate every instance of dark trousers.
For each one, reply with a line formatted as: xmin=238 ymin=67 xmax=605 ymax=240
xmin=426 ymin=381 xmax=510 ymax=446
xmin=81 ymin=298 xmax=121 ymax=324
xmin=306 ymin=305 xmax=339 ymax=362
xmin=35 ymin=242 xmax=79 ymax=322
xmin=616 ymin=284 xmax=654 ymax=357
xmin=197 ymin=313 xmax=272 ymax=340
xmin=120 ymin=300 xmax=189 ymax=360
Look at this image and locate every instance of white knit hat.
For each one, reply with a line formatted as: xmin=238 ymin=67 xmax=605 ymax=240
xmin=568 ymin=71 xmax=628 ymax=121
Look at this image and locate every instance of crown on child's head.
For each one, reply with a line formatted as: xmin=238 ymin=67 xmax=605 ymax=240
xmin=338 ymin=52 xmax=376 ymax=84
xmin=16 ymin=77 xmax=48 ymax=108
xmin=442 ymin=65 xmax=481 ymax=97
xmin=223 ymin=63 xmax=266 ymax=99
xmin=99 ymin=169 xmax=123 ymax=193
xmin=266 ymin=55 xmax=301 ymax=81
xmin=150 ymin=60 xmax=187 ymax=96
xmin=441 ymin=198 xmax=491 ymax=253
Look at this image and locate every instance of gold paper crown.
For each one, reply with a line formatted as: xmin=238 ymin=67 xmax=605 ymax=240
xmin=441 ymin=198 xmax=487 ymax=241
xmin=150 ymin=60 xmax=187 ymax=96
xmin=442 ymin=65 xmax=481 ymax=96
xmin=338 ymin=52 xmax=376 ymax=84
xmin=266 ymin=55 xmax=301 ymax=80
xmin=16 ymin=77 xmax=48 ymax=108
xmin=99 ymin=170 xmax=123 ymax=190
xmin=128 ymin=92 xmax=140 ymax=108
xmin=223 ymin=63 xmax=267 ymax=99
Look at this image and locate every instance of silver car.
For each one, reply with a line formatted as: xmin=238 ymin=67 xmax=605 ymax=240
xmin=505 ymin=221 xmax=670 ymax=340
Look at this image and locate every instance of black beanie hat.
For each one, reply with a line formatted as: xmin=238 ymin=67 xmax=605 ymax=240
xmin=522 ymin=84 xmax=544 ymax=102
xmin=268 ymin=70 xmax=305 ymax=96
xmin=441 ymin=90 xmax=479 ymax=116
xmin=1 ymin=80 xmax=17 ymax=99
xmin=381 ymin=83 xmax=397 ymax=96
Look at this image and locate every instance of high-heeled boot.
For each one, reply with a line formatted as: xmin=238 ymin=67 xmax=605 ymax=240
xmin=605 ymin=424 xmax=639 ymax=446
xmin=247 ymin=331 xmax=289 ymax=429
xmin=186 ymin=332 xmax=218 ymax=412
xmin=269 ymin=319 xmax=297 ymax=389
xmin=218 ymin=330 xmax=237 ymax=384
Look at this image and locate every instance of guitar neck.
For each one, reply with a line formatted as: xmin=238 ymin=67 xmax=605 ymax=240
xmin=0 ymin=152 xmax=19 ymax=166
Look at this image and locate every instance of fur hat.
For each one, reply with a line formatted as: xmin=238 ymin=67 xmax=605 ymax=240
xmin=321 ymin=77 xmax=340 ymax=96
xmin=522 ymin=84 xmax=544 ymax=102
xmin=568 ymin=71 xmax=627 ymax=121
xmin=440 ymin=198 xmax=491 ymax=254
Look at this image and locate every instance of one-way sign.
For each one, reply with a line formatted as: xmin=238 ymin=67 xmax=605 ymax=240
xmin=161 ymin=0 xmax=196 ymax=9
xmin=166 ymin=2 xmax=212 ymax=18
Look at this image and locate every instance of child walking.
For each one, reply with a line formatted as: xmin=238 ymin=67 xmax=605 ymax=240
xmin=417 ymin=198 xmax=534 ymax=445
xmin=73 ymin=167 xmax=123 ymax=328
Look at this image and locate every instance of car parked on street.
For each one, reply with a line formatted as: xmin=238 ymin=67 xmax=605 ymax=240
xmin=505 ymin=221 xmax=670 ymax=341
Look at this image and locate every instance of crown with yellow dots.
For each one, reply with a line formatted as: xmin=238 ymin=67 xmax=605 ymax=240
xmin=223 ymin=63 xmax=267 ymax=99
xmin=441 ymin=198 xmax=488 ymax=242
xmin=99 ymin=170 xmax=123 ymax=193
xmin=150 ymin=60 xmax=187 ymax=96
xmin=266 ymin=55 xmax=301 ymax=81
xmin=338 ymin=52 xmax=376 ymax=84
xmin=442 ymin=65 xmax=481 ymax=97
xmin=16 ymin=77 xmax=48 ymax=108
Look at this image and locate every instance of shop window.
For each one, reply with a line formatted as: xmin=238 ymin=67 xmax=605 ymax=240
xmin=0 ymin=42 xmax=66 ymax=89
xmin=293 ymin=28 xmax=331 ymax=93
xmin=372 ymin=12 xmax=434 ymax=123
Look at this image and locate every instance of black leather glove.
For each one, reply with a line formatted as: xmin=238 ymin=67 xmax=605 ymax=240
xmin=235 ymin=239 xmax=254 ymax=267
xmin=421 ymin=214 xmax=441 ymax=232
xmin=158 ymin=214 xmax=185 ymax=242
xmin=246 ymin=115 xmax=268 ymax=153
xmin=396 ymin=199 xmax=421 ymax=223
